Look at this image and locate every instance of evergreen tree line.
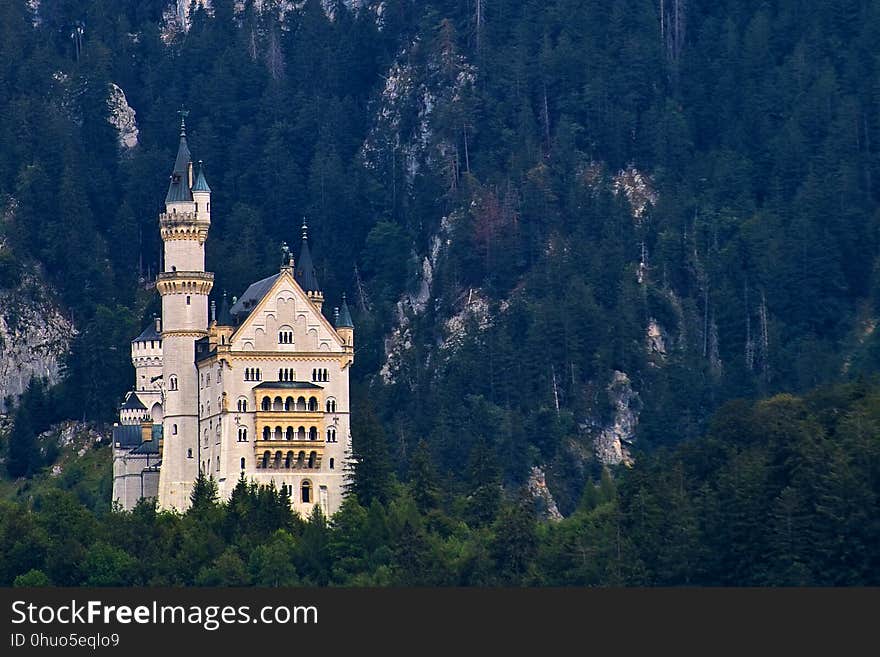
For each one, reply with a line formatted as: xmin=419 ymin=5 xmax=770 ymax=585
xmin=3 ymin=379 xmax=878 ymax=586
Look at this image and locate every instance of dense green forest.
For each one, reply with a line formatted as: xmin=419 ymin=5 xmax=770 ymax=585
xmin=2 ymin=380 xmax=879 ymax=586
xmin=2 ymin=0 xmax=880 ymax=584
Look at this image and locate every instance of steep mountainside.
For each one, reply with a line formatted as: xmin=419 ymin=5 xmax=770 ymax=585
xmin=2 ymin=0 xmax=880 ymax=514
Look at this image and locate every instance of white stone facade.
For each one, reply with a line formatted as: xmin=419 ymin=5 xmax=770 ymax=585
xmin=112 ymin=122 xmax=353 ymax=518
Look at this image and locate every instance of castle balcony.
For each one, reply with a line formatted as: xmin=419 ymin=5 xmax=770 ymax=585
xmin=156 ymin=271 xmax=214 ymax=296
xmin=254 ymin=445 xmax=324 ymax=470
xmin=253 ymin=382 xmax=324 ymax=414
xmin=159 ymin=211 xmax=210 ymax=243
xmin=255 ymin=423 xmax=324 ymax=445
xmin=159 ymin=211 xmax=209 ymax=227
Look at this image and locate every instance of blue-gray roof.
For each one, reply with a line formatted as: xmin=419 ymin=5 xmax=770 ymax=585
xmin=217 ymin=291 xmax=232 ymax=325
xmin=113 ymin=424 xmax=143 ymax=449
xmin=131 ymin=437 xmax=160 ymax=455
xmin=295 ymin=223 xmax=320 ymax=292
xmin=133 ymin=321 xmax=161 ymax=343
xmin=193 ymin=161 xmax=211 ymax=192
xmin=229 ymin=273 xmax=280 ymax=319
xmin=165 ymin=125 xmax=193 ymax=204
xmin=121 ymin=393 xmax=147 ymax=411
xmin=336 ymin=294 xmax=354 ymax=328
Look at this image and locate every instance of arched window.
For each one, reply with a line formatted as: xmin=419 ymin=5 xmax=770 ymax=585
xmin=263 ymin=426 xmax=271 ymax=440
xmin=238 ymin=427 xmax=247 ymax=442
xmin=297 ymin=426 xmax=306 ymax=441
xmin=326 ymin=428 xmax=336 ymax=443
xmin=285 ymin=396 xmax=294 ymax=411
xmin=308 ymin=396 xmax=318 ymax=412
xmin=216 ymin=456 xmax=220 ymax=471
xmin=169 ymin=375 xmax=178 ymax=391
xmin=286 ymin=426 xmax=294 ymax=441
xmin=274 ymin=451 xmax=283 ymax=468
xmin=285 ymin=451 xmax=293 ymax=468
xmin=262 ymin=451 xmax=270 ymax=468
xmin=261 ymin=396 xmax=271 ymax=411
xmin=274 ymin=426 xmax=283 ymax=441
xmin=308 ymin=451 xmax=317 ymax=468
xmin=301 ymin=481 xmax=312 ymax=504
xmin=297 ymin=451 xmax=305 ymax=467
xmin=172 ymin=424 xmax=178 ymax=435
xmin=273 ymin=396 xmax=283 ymax=411
xmin=256 ymin=368 xmax=261 ymax=381
xmin=329 ymin=458 xmax=334 ymax=469
xmin=326 ymin=398 xmax=337 ymax=413
xmin=187 ymin=448 xmax=193 ymax=458
xmin=240 ymin=457 xmax=246 ymax=470
xmin=186 ymin=296 xmax=191 ymax=305
xmin=309 ymin=427 xmax=318 ymax=441
xmin=297 ymin=396 xmax=306 ymax=411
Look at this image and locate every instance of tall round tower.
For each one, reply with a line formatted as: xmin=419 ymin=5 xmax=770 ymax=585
xmin=156 ymin=113 xmax=214 ymax=511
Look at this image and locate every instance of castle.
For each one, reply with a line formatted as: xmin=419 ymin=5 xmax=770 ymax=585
xmin=112 ymin=116 xmax=354 ymax=516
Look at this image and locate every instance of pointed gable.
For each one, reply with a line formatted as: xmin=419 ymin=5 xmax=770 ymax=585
xmin=230 ymin=270 xmax=343 ymax=353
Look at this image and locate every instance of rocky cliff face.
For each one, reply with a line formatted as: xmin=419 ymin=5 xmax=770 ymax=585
xmin=106 ymin=83 xmax=138 ymax=152
xmin=0 ymin=250 xmax=74 ymax=412
xmin=527 ymin=466 xmax=563 ymax=520
xmin=592 ymin=371 xmax=640 ymax=467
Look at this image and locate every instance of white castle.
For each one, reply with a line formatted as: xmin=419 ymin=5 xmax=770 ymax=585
xmin=112 ymin=115 xmax=355 ymax=516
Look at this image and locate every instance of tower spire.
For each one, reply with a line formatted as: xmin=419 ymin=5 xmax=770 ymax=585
xmin=295 ymin=217 xmax=320 ymax=293
xmin=166 ymin=108 xmax=193 ymax=204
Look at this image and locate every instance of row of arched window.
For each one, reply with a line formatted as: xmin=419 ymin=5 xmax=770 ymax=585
xmin=312 ymin=368 xmax=329 ymax=382
xmin=238 ymin=396 xmax=337 ymax=413
xmin=259 ymin=425 xmax=338 ymax=443
xmin=278 ymin=331 xmax=294 ymax=344
xmin=262 ymin=426 xmax=319 ymax=441
xmin=261 ymin=395 xmax=320 ymax=412
xmin=244 ymin=368 xmax=262 ymax=381
xmin=278 ymin=368 xmax=296 ymax=381
xmin=201 ymin=456 xmax=220 ymax=472
xmin=257 ymin=450 xmax=330 ymax=473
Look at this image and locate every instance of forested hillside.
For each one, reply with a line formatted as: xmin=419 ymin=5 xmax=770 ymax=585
xmin=1 ymin=0 xmax=880 ymax=535
xmin=2 ymin=380 xmax=878 ymax=585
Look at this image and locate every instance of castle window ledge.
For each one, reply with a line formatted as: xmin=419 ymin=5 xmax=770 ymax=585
xmin=254 ymin=439 xmax=325 ymax=450
xmin=255 ymin=411 xmax=324 ymax=421
xmin=255 ymin=455 xmax=324 ymax=470
xmin=156 ymin=271 xmax=215 ymax=282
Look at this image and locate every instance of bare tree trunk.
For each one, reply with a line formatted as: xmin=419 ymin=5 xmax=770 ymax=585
xmin=551 ymin=365 xmax=560 ymax=414
xmin=759 ymin=290 xmax=770 ymax=382
xmin=463 ymin=125 xmax=470 ymax=173
xmin=354 ymin=265 xmax=371 ymax=313
xmin=266 ymin=29 xmax=285 ymax=81
xmin=745 ymin=281 xmax=754 ymax=372
xmin=542 ymin=82 xmax=551 ymax=150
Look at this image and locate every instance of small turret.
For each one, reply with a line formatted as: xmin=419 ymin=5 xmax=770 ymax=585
xmin=336 ymin=293 xmax=354 ymax=351
xmin=295 ymin=219 xmax=323 ymax=311
xmin=192 ymin=160 xmax=211 ymax=223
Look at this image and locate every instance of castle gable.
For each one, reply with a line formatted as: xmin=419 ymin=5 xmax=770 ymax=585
xmin=230 ymin=271 xmax=342 ymax=353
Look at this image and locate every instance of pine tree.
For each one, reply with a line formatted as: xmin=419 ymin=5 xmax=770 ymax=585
xmin=350 ymin=402 xmax=394 ymax=506
xmin=409 ymin=439 xmax=441 ymax=513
